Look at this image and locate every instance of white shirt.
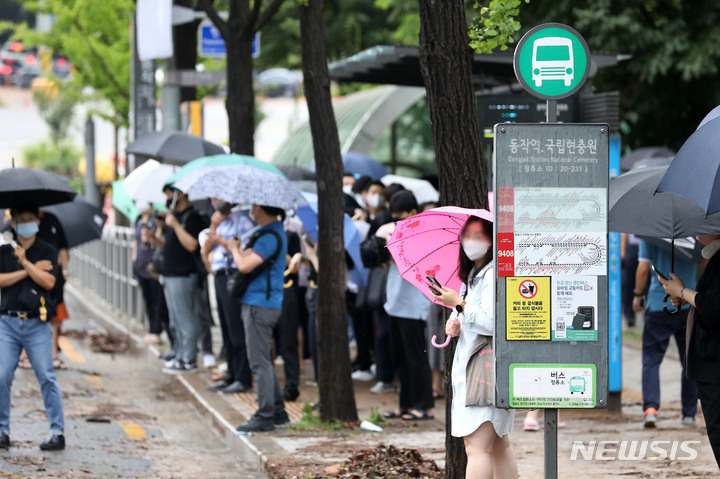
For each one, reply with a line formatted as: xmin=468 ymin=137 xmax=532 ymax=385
xmin=450 ymin=261 xmax=515 ymax=438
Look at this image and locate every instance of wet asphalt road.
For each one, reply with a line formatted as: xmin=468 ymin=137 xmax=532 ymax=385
xmin=0 ymin=295 xmax=264 ymax=479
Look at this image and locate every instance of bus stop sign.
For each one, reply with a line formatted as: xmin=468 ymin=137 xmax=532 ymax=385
xmin=513 ymin=23 xmax=591 ymax=101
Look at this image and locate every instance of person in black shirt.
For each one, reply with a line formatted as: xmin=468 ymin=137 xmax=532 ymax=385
xmin=153 ymin=188 xmax=206 ymax=373
xmin=38 ymin=211 xmax=70 ymax=370
xmin=0 ymin=202 xmax=65 ymax=451
xmin=660 ymin=233 xmax=720 ymax=468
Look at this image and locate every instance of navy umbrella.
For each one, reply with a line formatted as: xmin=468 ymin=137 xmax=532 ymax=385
xmin=656 ymin=117 xmax=720 ymax=214
xmin=620 ymin=146 xmax=675 ymax=171
xmin=341 ymin=152 xmax=388 ymax=180
xmin=610 ymin=166 xmax=720 ymax=237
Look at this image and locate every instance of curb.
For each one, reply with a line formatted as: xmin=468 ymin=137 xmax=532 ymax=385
xmin=66 ymin=282 xmax=272 ymax=477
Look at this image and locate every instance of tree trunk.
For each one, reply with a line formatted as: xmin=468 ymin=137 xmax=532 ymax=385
xmin=299 ymin=0 xmax=358 ymax=423
xmin=225 ymin=31 xmax=255 ymax=155
xmin=417 ymin=0 xmax=489 ymax=477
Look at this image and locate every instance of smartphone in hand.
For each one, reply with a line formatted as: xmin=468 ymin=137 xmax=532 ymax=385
xmin=652 ymin=264 xmax=670 ymax=281
xmin=427 ymin=275 xmax=442 ymax=295
xmin=302 ymin=233 xmax=315 ymax=248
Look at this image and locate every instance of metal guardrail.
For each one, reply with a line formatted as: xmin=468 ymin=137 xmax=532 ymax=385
xmin=69 ymin=225 xmax=146 ymax=326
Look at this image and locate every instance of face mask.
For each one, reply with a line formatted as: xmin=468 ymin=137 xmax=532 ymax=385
xmin=702 ymin=239 xmax=720 ymax=260
xmin=17 ymin=221 xmax=39 ymax=239
xmin=462 ymin=239 xmax=490 ymax=261
xmin=214 ymin=202 xmax=232 ymax=215
xmin=342 ymin=185 xmax=353 ymax=196
xmin=249 ymin=207 xmax=257 ymax=223
xmin=367 ymin=193 xmax=384 ymax=209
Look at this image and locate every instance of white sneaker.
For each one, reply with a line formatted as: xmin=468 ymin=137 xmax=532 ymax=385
xmin=351 ymin=370 xmax=375 ymax=381
xmin=370 ymin=381 xmax=396 ymax=394
xmin=203 ymin=354 xmax=217 ymax=369
xmin=164 ymin=358 xmax=177 ymax=368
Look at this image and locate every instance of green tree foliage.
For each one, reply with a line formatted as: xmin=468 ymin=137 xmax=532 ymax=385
xmin=3 ymin=0 xmax=133 ymax=128
xmin=517 ymin=0 xmax=720 ymax=150
xmin=255 ymin=0 xmax=405 ymax=70
xmin=468 ymin=0 xmax=528 ymax=54
xmin=23 ymin=89 xmax=81 ymax=182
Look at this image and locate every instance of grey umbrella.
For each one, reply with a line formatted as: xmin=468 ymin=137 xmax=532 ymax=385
xmin=610 ymin=166 xmax=720 ymax=238
xmin=126 ymin=131 xmax=225 ymax=165
xmin=620 ymin=146 xmax=675 ymax=171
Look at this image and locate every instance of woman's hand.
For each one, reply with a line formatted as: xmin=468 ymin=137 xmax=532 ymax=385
xmin=658 ymin=273 xmax=685 ymax=300
xmin=445 ymin=318 xmax=460 ymax=337
xmin=432 ymin=286 xmax=462 ymax=308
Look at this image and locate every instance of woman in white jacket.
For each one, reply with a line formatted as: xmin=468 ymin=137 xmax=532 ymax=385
xmin=432 ymin=216 xmax=518 ymax=479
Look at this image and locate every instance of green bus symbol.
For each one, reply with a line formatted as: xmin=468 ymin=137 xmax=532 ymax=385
xmin=532 ymin=37 xmax=574 ymax=87
xmin=569 ymin=376 xmax=586 ymax=394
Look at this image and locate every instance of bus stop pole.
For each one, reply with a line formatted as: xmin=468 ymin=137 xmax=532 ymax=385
xmin=544 ymin=98 xmax=558 ymax=479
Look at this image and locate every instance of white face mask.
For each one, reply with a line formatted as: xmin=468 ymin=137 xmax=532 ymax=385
xmin=367 ymin=193 xmax=384 ymax=209
xmin=701 ymin=239 xmax=720 ymax=260
xmin=462 ymin=239 xmax=490 ymax=261
xmin=342 ymin=185 xmax=353 ymax=196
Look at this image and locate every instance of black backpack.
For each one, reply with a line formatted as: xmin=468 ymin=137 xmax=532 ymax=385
xmin=226 ymin=229 xmax=283 ymax=300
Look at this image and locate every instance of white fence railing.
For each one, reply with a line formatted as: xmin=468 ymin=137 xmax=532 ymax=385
xmin=69 ymin=226 xmax=146 ymax=325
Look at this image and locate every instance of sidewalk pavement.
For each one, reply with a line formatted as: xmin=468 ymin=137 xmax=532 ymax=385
xmin=66 ymin=281 xmax=718 ymax=478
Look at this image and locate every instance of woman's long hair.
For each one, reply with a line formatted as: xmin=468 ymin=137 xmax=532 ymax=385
xmin=457 ymin=216 xmax=493 ymax=287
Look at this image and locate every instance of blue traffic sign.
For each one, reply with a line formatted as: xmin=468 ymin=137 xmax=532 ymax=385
xmin=198 ymin=23 xmax=260 ymax=58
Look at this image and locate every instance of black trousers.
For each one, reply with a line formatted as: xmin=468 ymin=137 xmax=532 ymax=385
xmin=697 ymin=381 xmax=720 ymax=469
xmin=214 ymin=274 xmax=252 ymax=386
xmin=347 ymin=292 xmax=373 ymax=371
xmin=138 ymin=276 xmax=171 ymax=342
xmin=194 ymin=276 xmax=214 ymax=355
xmin=388 ymin=315 xmax=434 ymax=412
xmin=373 ymin=309 xmax=394 ymax=383
xmin=275 ymin=285 xmax=300 ymax=391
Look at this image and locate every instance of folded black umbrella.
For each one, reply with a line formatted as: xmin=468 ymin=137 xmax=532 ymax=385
xmin=0 ymin=167 xmax=77 ymax=208
xmin=44 ymin=196 xmax=107 ymax=248
xmin=126 ymin=131 xmax=225 ymax=165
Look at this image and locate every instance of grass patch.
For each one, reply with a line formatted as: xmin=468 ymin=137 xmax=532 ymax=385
xmin=289 ymin=403 xmax=343 ymax=431
xmin=623 ymin=329 xmax=643 ymax=341
xmin=366 ymin=407 xmax=389 ymax=427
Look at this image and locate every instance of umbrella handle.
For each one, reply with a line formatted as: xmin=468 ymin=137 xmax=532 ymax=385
xmin=432 ymin=317 xmax=461 ymax=348
xmin=431 ymin=334 xmax=452 ymax=348
xmin=663 ymin=293 xmax=680 ymax=316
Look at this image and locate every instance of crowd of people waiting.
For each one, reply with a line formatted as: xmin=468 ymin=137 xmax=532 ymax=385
xmin=128 ymin=173 xmax=449 ymax=432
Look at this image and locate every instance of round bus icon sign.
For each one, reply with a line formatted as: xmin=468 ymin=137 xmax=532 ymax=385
xmin=513 ymin=23 xmax=591 ymax=100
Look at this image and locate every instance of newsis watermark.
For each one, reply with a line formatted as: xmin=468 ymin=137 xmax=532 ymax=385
xmin=570 ymin=440 xmax=701 ymax=461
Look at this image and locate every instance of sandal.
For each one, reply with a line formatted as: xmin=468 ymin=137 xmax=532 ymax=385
xmin=383 ymin=409 xmax=408 ymax=420
xmin=401 ymin=409 xmax=434 ymax=421
xmin=53 ymin=358 xmax=68 ymax=370
xmin=18 ymin=358 xmax=32 ymax=369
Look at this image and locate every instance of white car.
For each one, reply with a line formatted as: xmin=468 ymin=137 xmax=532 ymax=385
xmin=531 ymin=37 xmax=574 ymax=87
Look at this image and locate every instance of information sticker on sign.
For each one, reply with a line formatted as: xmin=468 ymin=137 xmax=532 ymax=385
xmin=551 ymin=276 xmax=598 ymax=341
xmin=506 ymin=276 xmax=551 ymax=340
xmin=510 ymin=363 xmax=596 ymax=408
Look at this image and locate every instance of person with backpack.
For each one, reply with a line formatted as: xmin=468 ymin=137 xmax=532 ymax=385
xmin=228 ymin=204 xmax=289 ymax=432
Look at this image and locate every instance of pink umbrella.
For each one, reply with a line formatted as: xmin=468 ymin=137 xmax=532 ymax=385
xmin=386 ymin=205 xmax=493 ymax=348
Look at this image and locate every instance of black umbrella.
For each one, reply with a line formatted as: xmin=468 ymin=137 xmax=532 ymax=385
xmin=620 ymin=146 xmax=675 ymax=171
xmin=44 ymin=196 xmax=107 ymax=248
xmin=0 ymin=167 xmax=77 ymax=208
xmin=126 ymin=131 xmax=225 ymax=165
xmin=609 ymin=166 xmax=720 ymax=238
xmin=277 ymin=165 xmax=316 ymax=181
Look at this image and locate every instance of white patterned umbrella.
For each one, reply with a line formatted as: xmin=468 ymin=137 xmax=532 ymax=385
xmin=173 ymin=165 xmax=309 ymax=210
